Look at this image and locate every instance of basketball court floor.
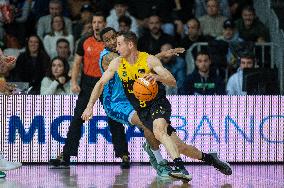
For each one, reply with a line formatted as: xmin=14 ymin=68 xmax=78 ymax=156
xmin=0 ymin=164 xmax=283 ymax=188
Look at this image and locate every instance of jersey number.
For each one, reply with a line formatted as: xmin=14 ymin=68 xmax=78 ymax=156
xmin=139 ymin=100 xmax=146 ymax=107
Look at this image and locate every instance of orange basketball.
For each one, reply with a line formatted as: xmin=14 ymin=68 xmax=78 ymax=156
xmin=133 ymin=78 xmax=158 ymax=101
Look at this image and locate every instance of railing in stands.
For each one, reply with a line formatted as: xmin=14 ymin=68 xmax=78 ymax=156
xmin=254 ymin=0 xmax=284 ymax=94
xmin=185 ymin=42 xmax=275 ymax=81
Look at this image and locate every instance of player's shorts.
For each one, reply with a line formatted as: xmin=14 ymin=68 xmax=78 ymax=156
xmin=103 ymin=100 xmax=135 ymax=126
xmin=137 ymin=97 xmax=176 ymax=135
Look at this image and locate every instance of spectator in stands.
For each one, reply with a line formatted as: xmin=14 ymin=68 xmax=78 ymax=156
xmin=72 ymin=3 xmax=93 ymax=42
xmin=10 ymin=35 xmax=50 ymax=94
xmin=171 ymin=0 xmax=195 ymax=24
xmin=37 ymin=0 xmax=72 ymax=40
xmin=13 ymin=0 xmax=33 ymax=23
xmin=235 ymin=5 xmax=270 ymax=42
xmin=160 ymin=43 xmax=186 ymax=94
xmin=195 ymin=0 xmax=230 ymax=18
xmin=74 ymin=19 xmax=93 ymax=49
xmin=67 ymin=0 xmax=93 ymax=20
xmin=138 ymin=14 xmax=175 ymax=55
xmin=217 ymin=19 xmax=243 ymax=43
xmin=182 ymin=18 xmax=213 ymax=74
xmin=3 ymin=30 xmax=24 ymax=58
xmin=106 ymin=0 xmax=138 ymax=35
xmin=5 ymin=0 xmax=34 ymax=46
xmin=179 ymin=51 xmax=225 ymax=95
xmin=0 ymin=1 xmax=14 ymax=41
xmin=40 ymin=57 xmax=72 ymax=95
xmin=226 ymin=51 xmax=254 ymax=95
xmin=79 ymin=20 xmax=93 ymax=37
xmin=56 ymin=38 xmax=74 ymax=76
xmin=118 ymin=15 xmax=131 ymax=33
xmin=0 ymin=49 xmax=16 ymax=95
xmin=43 ymin=15 xmax=74 ymax=59
xmin=31 ymin=0 xmax=50 ymax=20
xmin=216 ymin=19 xmax=243 ymax=74
xmin=180 ymin=18 xmax=213 ymax=51
xmin=228 ymin=0 xmax=242 ymax=21
xmin=127 ymin=0 xmax=175 ymax=36
xmin=198 ymin=0 xmax=227 ymax=38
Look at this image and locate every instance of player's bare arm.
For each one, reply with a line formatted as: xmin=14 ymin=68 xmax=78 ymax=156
xmin=102 ymin=52 xmax=119 ymax=71
xmin=145 ymin=55 xmax=177 ymax=87
xmin=81 ymin=57 xmax=120 ymax=121
xmin=155 ymin=48 xmax=185 ymax=59
xmin=71 ymin=54 xmax=83 ymax=93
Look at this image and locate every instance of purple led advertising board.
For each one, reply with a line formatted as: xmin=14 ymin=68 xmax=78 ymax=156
xmin=0 ymin=95 xmax=283 ymax=162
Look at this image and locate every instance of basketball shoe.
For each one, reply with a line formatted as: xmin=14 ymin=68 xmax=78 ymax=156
xmin=120 ymin=155 xmax=130 ymax=169
xmin=142 ymin=142 xmax=171 ymax=177
xmin=49 ymin=153 xmax=70 ymax=168
xmin=169 ymin=166 xmax=192 ymax=182
xmin=207 ymin=152 xmax=232 ymax=175
xmin=0 ymin=171 xmax=5 ymax=178
xmin=0 ymin=152 xmax=22 ymax=171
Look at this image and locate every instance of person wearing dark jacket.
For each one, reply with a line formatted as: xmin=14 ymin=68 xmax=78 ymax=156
xmin=138 ymin=15 xmax=175 ymax=55
xmin=9 ymin=35 xmax=50 ymax=94
xmin=179 ymin=51 xmax=225 ymax=95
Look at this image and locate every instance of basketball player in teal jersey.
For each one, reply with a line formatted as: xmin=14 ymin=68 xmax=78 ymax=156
xmin=82 ymin=29 xmax=232 ymax=181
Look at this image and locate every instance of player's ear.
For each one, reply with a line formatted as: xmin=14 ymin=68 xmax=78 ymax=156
xmin=128 ymin=41 xmax=134 ymax=49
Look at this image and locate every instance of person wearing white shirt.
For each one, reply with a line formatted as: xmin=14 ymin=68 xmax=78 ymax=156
xmin=106 ymin=0 xmax=139 ymax=36
xmin=226 ymin=53 xmax=254 ymax=95
xmin=40 ymin=57 xmax=72 ymax=95
xmin=43 ymin=15 xmax=74 ymax=59
xmin=36 ymin=0 xmax=72 ymax=40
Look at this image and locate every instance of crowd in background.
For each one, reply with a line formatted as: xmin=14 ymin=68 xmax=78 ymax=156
xmin=0 ymin=0 xmax=278 ymax=95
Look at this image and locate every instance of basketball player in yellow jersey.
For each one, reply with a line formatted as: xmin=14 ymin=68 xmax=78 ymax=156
xmin=115 ymin=32 xmax=190 ymax=180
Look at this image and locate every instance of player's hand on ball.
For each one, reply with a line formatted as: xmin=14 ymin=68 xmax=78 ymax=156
xmin=81 ymin=107 xmax=93 ymax=121
xmin=144 ymin=73 xmax=158 ymax=83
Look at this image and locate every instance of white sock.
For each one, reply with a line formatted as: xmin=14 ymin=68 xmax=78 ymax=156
xmin=150 ymin=148 xmax=164 ymax=164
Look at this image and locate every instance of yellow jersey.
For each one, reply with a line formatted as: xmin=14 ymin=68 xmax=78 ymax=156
xmin=117 ymin=51 xmax=166 ymax=110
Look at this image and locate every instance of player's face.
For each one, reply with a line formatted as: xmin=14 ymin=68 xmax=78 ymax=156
xmin=102 ymin=30 xmax=117 ymax=52
xmin=240 ymin=58 xmax=254 ymax=69
xmin=196 ymin=54 xmax=211 ymax=73
xmin=51 ymin=59 xmax=65 ymax=78
xmin=92 ymin=16 xmax=106 ymax=35
xmin=116 ymin=35 xmax=130 ymax=57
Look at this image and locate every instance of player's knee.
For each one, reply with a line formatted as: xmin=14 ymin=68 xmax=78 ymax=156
xmin=153 ymin=118 xmax=168 ymax=139
xmin=177 ymin=143 xmax=186 ymax=154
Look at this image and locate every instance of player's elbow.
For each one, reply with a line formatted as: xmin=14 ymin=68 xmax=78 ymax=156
xmin=168 ymin=79 xmax=177 ymax=87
